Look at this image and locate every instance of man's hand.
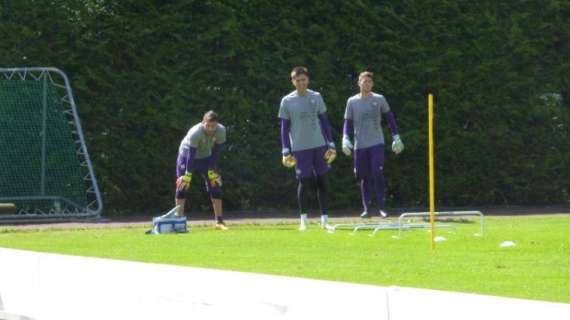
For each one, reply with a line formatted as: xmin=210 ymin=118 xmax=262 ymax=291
xmin=208 ymin=169 xmax=222 ymax=187
xmin=176 ymin=171 xmax=192 ymax=191
xmin=392 ymin=134 xmax=405 ymax=154
xmin=342 ymin=136 xmax=353 ymax=156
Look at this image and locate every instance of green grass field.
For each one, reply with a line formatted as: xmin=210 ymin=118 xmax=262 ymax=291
xmin=1 ymin=215 xmax=569 ymax=303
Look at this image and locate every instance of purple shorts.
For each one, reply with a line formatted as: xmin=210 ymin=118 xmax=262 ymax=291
xmin=354 ymin=144 xmax=384 ymax=178
xmin=176 ymin=155 xmax=221 ymax=199
xmin=292 ymin=145 xmax=331 ymax=178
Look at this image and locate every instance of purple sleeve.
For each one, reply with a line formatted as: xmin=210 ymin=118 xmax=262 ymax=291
xmin=185 ymin=147 xmax=197 ymax=172
xmin=318 ymin=113 xmax=334 ymax=146
xmin=343 ymin=119 xmax=353 ymax=137
xmin=280 ymin=118 xmax=291 ymax=151
xmin=384 ymin=111 xmax=399 ymax=136
xmin=209 ymin=143 xmax=224 ymax=169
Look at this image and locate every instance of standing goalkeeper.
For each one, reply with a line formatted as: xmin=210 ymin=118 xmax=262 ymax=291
xmin=175 ymin=110 xmax=227 ymax=230
xmin=342 ymin=71 xmax=404 ymax=218
xmin=279 ymin=66 xmax=336 ymax=231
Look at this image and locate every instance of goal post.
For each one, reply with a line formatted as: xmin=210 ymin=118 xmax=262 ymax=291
xmin=0 ymin=67 xmax=102 ymax=220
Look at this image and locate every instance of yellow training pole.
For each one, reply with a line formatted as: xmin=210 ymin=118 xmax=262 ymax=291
xmin=428 ymin=93 xmax=436 ymax=249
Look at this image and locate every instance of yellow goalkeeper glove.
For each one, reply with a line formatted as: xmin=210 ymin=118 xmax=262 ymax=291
xmin=176 ymin=171 xmax=192 ymax=191
xmin=208 ymin=169 xmax=222 ymax=187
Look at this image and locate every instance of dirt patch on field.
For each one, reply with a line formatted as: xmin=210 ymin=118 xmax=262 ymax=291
xmin=1 ymin=206 xmax=569 ymax=232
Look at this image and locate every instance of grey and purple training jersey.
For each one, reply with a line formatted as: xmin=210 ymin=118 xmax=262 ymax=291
xmin=178 ymin=123 xmax=226 ymax=159
xmin=278 ymin=89 xmax=327 ymax=152
xmin=344 ymin=93 xmax=391 ymax=149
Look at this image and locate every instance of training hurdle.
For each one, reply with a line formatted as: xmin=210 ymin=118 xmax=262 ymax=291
xmin=329 ymin=221 xmax=453 ymax=236
xmin=328 ymin=221 xmax=438 ymax=235
xmin=395 ymin=210 xmax=484 ymax=237
xmin=329 ymin=210 xmax=483 ymax=237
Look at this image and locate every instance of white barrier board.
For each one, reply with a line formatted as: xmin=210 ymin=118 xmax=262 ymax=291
xmin=0 ymin=248 xmax=568 ymax=320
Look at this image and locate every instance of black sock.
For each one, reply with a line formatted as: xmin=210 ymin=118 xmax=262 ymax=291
xmin=216 ymin=216 xmax=224 ymax=223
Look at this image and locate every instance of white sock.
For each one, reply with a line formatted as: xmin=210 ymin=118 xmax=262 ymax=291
xmin=300 ymin=213 xmax=308 ymax=224
xmin=321 ymin=214 xmax=328 ymax=226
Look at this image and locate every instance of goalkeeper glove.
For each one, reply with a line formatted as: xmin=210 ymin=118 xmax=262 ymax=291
xmin=392 ymin=134 xmax=405 ymax=154
xmin=282 ymin=154 xmax=296 ymax=168
xmin=176 ymin=171 xmax=192 ymax=191
xmin=208 ymin=169 xmax=222 ymax=187
xmin=324 ymin=147 xmax=337 ymax=164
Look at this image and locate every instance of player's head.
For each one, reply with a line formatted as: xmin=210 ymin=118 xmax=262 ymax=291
xmin=202 ymin=110 xmax=218 ymax=136
xmin=290 ymin=66 xmax=309 ymax=93
xmin=358 ymin=71 xmax=374 ymax=93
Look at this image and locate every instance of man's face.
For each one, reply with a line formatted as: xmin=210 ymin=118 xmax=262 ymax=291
xmin=291 ymin=74 xmax=309 ymax=93
xmin=203 ymin=120 xmax=217 ymax=136
xmin=358 ymin=76 xmax=373 ymax=93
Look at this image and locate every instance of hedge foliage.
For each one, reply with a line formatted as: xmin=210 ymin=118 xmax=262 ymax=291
xmin=1 ymin=1 xmax=569 ymax=214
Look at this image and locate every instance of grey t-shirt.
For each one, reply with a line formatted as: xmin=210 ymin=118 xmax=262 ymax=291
xmin=278 ymin=89 xmax=327 ymax=152
xmin=344 ymin=92 xmax=391 ymax=149
xmin=178 ymin=123 xmax=226 ymax=159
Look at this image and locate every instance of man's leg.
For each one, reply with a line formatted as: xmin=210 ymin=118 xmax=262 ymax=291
xmin=175 ymin=155 xmax=188 ymax=217
xmin=293 ymin=149 xmax=315 ymax=231
xmin=354 ymin=147 xmax=372 ymax=218
xmin=297 ymin=177 xmax=313 ymax=231
xmin=315 ymin=174 xmax=331 ymax=228
xmin=370 ymin=144 xmax=387 ymax=217
xmin=314 ymin=146 xmax=332 ymax=228
xmin=175 ymin=198 xmax=186 ymax=217
xmin=360 ymin=178 xmax=372 ymax=217
xmin=211 ymin=197 xmax=227 ymax=229
xmin=373 ymin=174 xmax=387 ymax=217
xmin=206 ymin=176 xmax=226 ymax=230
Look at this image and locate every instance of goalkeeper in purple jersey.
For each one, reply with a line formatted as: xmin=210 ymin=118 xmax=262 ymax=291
xmin=175 ymin=110 xmax=227 ymax=230
xmin=279 ymin=66 xmax=337 ymax=231
xmin=342 ymin=71 xmax=404 ymax=218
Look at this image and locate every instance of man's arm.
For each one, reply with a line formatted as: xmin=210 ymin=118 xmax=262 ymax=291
xmin=280 ymin=118 xmax=296 ymax=168
xmin=280 ymin=118 xmax=292 ymax=155
xmin=209 ymin=143 xmax=224 ymax=170
xmin=343 ymin=119 xmax=354 ymax=139
xmin=177 ymin=146 xmax=197 ymax=191
xmin=383 ymin=110 xmax=404 ymax=154
xmin=185 ymin=147 xmax=197 ymax=172
xmin=342 ymin=100 xmax=354 ymax=156
xmin=318 ymin=113 xmax=335 ymax=149
xmin=384 ymin=111 xmax=399 ymax=137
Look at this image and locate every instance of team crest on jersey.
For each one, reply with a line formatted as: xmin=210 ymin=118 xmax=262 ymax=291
xmin=373 ymin=101 xmax=379 ymax=106
xmin=310 ymin=99 xmax=316 ymax=105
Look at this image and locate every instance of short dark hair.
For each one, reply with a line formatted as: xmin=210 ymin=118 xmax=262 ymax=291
xmin=290 ymin=66 xmax=309 ymax=79
xmin=203 ymin=110 xmax=218 ymax=122
xmin=359 ymin=71 xmax=374 ymax=80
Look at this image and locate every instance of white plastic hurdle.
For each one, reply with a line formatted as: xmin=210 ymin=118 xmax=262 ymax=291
xmin=370 ymin=222 xmax=455 ymax=237
xmin=328 ymin=210 xmax=483 ymax=237
xmin=327 ymin=223 xmax=381 ymax=233
xmin=396 ymin=210 xmax=484 ymax=238
xmin=328 ymin=221 xmax=420 ymax=236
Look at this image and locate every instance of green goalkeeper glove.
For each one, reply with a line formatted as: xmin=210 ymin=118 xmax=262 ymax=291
xmin=208 ymin=169 xmax=222 ymax=187
xmin=392 ymin=135 xmax=404 ymax=155
xmin=176 ymin=171 xmax=192 ymax=191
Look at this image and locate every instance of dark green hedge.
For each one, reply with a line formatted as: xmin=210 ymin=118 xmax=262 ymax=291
xmin=1 ymin=1 xmax=569 ymax=214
